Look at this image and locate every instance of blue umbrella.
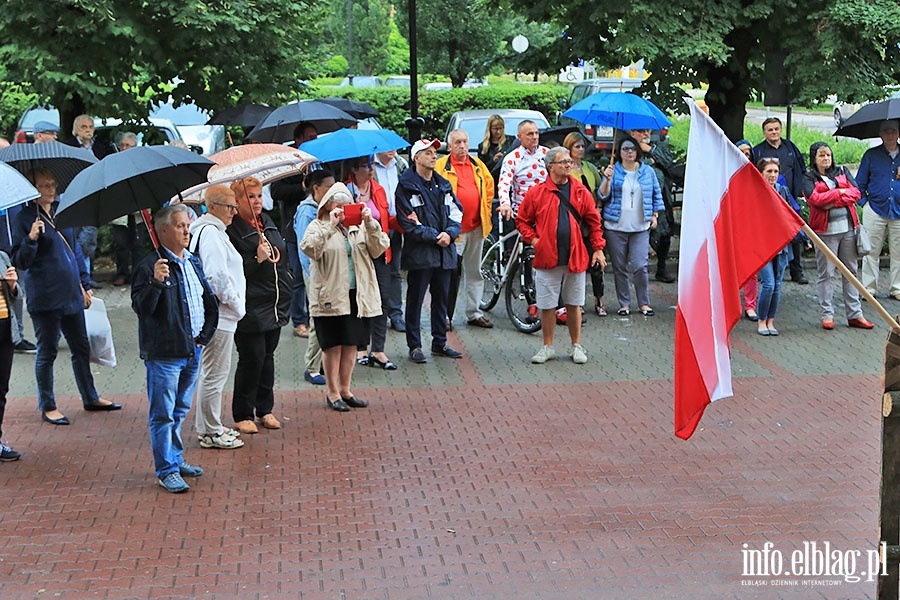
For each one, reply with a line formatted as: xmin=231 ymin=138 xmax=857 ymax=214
xmin=0 ymin=141 xmax=97 ymax=193
xmin=55 ymin=145 xmax=214 ymax=229
xmin=298 ymin=129 xmax=409 ymax=163
xmin=563 ymin=92 xmax=672 ymax=132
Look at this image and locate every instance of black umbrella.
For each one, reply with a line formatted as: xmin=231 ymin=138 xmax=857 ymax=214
xmin=206 ymin=104 xmax=274 ymax=128
xmin=318 ymin=97 xmax=380 ymax=119
xmin=0 ymin=141 xmax=97 ymax=193
xmin=834 ymin=98 xmax=900 ymax=139
xmin=245 ymin=100 xmax=356 ymax=143
xmin=55 ymin=146 xmax=213 ymax=230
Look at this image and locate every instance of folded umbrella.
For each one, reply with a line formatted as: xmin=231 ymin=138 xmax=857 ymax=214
xmin=318 ymin=97 xmax=380 ymax=119
xmin=834 ymin=98 xmax=900 ymax=139
xmin=207 ymin=104 xmax=274 ymax=129
xmin=0 ymin=141 xmax=97 ymax=193
xmin=245 ymin=100 xmax=357 ymax=143
xmin=178 ymin=143 xmax=320 ymax=203
xmin=55 ymin=145 xmax=213 ymax=229
xmin=298 ymin=129 xmax=409 ymax=163
xmin=0 ymin=162 xmax=40 ymax=211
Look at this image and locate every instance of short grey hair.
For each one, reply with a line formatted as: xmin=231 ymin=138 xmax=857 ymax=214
xmin=448 ymin=128 xmax=468 ymax=143
xmin=545 ymin=146 xmax=570 ymax=166
xmin=116 ymin=131 xmax=138 ymax=145
xmin=154 ymin=204 xmax=193 ymax=229
xmin=72 ymin=114 xmax=92 ymax=135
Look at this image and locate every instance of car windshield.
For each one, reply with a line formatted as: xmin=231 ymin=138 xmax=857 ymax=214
xmin=455 ymin=115 xmax=550 ymax=151
xmin=19 ymin=107 xmax=60 ymax=129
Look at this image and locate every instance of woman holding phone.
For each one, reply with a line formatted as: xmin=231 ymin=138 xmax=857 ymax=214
xmin=300 ymin=182 xmax=390 ymax=412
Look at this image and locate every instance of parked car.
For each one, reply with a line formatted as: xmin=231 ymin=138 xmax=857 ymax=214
xmin=149 ymin=100 xmax=226 ymax=155
xmin=423 ymin=82 xmax=453 ymax=91
xmin=833 ymin=88 xmax=900 ymax=127
xmin=443 ymin=109 xmax=551 ymax=155
xmin=384 ymin=76 xmax=410 ymax=88
xmin=339 ymin=75 xmax=384 ymax=88
xmin=557 ymin=77 xmax=644 ymax=157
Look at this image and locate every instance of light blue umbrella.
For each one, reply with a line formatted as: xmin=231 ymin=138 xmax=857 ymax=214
xmin=299 ymin=129 xmax=409 ymax=163
xmin=0 ymin=161 xmax=40 ymax=211
xmin=563 ymin=92 xmax=672 ymax=131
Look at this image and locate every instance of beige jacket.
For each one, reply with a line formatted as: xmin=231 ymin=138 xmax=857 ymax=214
xmin=300 ymin=216 xmax=389 ymax=318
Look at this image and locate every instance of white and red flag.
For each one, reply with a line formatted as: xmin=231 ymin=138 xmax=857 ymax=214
xmin=675 ymin=102 xmax=804 ymax=440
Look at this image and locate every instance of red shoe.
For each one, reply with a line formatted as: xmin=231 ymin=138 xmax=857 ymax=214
xmin=848 ymin=318 xmax=875 ymax=329
xmin=555 ymin=307 xmax=567 ymax=325
xmin=527 ymin=304 xmax=539 ymax=323
xmin=821 ymin=319 xmax=834 ymax=330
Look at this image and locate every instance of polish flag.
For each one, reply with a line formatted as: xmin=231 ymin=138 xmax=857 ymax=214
xmin=674 ymin=102 xmax=804 ymax=440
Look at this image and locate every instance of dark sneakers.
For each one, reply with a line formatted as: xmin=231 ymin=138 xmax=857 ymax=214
xmin=0 ymin=444 xmax=21 ymax=462
xmin=14 ymin=340 xmax=36 ymax=354
xmin=409 ymin=348 xmax=427 ymax=363
xmin=432 ymin=346 xmax=463 ymax=359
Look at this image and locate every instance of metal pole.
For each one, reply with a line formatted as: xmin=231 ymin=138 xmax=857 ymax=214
xmin=406 ymin=0 xmax=423 ymax=142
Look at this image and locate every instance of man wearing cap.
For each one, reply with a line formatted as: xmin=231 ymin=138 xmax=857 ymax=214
xmin=858 ymin=120 xmax=900 ymax=300
xmin=436 ymin=129 xmax=495 ymax=329
xmin=32 ymin=121 xmax=59 ymax=143
xmin=395 ymin=139 xmax=464 ymax=363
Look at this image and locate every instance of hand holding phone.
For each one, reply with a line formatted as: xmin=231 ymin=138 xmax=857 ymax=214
xmin=343 ymin=203 xmax=364 ymax=227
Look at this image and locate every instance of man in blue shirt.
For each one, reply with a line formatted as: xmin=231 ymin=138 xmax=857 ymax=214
xmin=858 ymin=120 xmax=900 ymax=300
xmin=132 ymin=204 xmax=218 ymax=493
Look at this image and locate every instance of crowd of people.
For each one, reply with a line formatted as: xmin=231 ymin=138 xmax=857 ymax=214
xmin=0 ymin=112 xmax=892 ymax=493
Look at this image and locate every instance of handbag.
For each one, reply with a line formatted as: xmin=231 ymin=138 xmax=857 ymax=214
xmin=553 ymin=190 xmax=602 ymax=272
xmin=857 ymin=224 xmax=872 ymax=257
xmin=84 ymin=297 xmax=117 ymax=367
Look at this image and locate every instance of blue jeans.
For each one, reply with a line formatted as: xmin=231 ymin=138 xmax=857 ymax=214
xmin=32 ymin=310 xmax=99 ymax=412
xmin=757 ymin=252 xmax=788 ymax=321
xmin=285 ymin=242 xmax=308 ymax=327
xmin=146 ymin=346 xmax=201 ymax=479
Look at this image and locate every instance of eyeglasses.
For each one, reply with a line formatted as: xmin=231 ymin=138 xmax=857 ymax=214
xmin=212 ymin=202 xmax=240 ymax=212
xmin=759 ymin=157 xmax=780 ymax=164
xmin=620 ymin=146 xmax=637 ymax=153
xmin=550 ymin=159 xmax=574 ymax=166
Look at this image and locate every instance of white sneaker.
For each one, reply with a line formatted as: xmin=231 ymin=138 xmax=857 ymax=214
xmin=531 ymin=345 xmax=556 ymax=364
xmin=570 ymin=344 xmax=587 ymax=364
xmin=199 ymin=432 xmax=245 ymax=449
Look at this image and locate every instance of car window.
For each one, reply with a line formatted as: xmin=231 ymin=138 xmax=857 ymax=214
xmin=569 ymin=85 xmax=589 ymax=105
xmin=456 ymin=115 xmax=551 ymax=151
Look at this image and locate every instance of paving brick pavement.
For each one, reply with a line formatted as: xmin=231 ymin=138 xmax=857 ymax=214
xmin=0 ymin=273 xmax=893 ymax=598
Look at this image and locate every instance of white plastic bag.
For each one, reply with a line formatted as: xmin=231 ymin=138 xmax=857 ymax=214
xmin=84 ymin=297 xmax=116 ymax=367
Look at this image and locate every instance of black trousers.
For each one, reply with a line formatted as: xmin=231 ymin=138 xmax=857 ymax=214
xmin=232 ymin=328 xmax=281 ymax=422
xmin=405 ymin=267 xmax=452 ymax=352
xmin=0 ymin=319 xmax=13 ymax=439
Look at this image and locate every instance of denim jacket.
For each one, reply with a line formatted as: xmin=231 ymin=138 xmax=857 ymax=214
xmin=599 ymin=163 xmax=664 ymax=222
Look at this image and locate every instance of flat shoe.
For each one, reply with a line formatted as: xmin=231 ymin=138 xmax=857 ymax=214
xmin=257 ymin=414 xmax=281 ymax=429
xmin=42 ymin=412 xmax=70 ymax=425
xmin=617 ymin=308 xmax=630 ymax=316
xmin=640 ymin=307 xmax=655 ymax=317
xmin=768 ymin=328 xmax=779 ymax=336
xmin=467 ymin=316 xmax=494 ymax=328
xmin=757 ymin=329 xmax=770 ymax=336
xmin=822 ymin=319 xmax=834 ymax=330
xmin=848 ymin=317 xmax=875 ymax=329
xmin=234 ymin=420 xmax=258 ymax=434
xmin=744 ymin=310 xmax=759 ymax=322
xmin=368 ymin=355 xmax=398 ymax=370
xmin=326 ymin=398 xmax=350 ymax=412
xmin=84 ymin=401 xmax=122 ymax=411
xmin=341 ymin=395 xmax=368 ymax=408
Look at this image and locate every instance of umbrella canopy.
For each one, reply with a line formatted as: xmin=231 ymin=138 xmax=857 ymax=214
xmin=55 ymin=145 xmax=214 ymax=228
xmin=0 ymin=141 xmax=97 ymax=193
xmin=178 ymin=143 xmax=320 ymax=202
xmin=206 ymin=104 xmax=274 ymax=128
xmin=0 ymin=162 xmax=40 ymax=212
xmin=834 ymin=98 xmax=900 ymax=139
xmin=298 ymin=129 xmax=409 ymax=163
xmin=562 ymin=92 xmax=672 ymax=131
xmin=318 ymin=97 xmax=380 ymax=119
xmin=245 ymin=100 xmax=356 ymax=143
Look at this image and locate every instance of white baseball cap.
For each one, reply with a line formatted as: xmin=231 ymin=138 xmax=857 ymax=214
xmin=410 ymin=138 xmax=440 ymax=156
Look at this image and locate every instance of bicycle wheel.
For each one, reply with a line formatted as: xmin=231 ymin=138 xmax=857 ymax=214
xmin=505 ymin=257 xmax=541 ymax=333
xmin=479 ymin=237 xmax=503 ymax=311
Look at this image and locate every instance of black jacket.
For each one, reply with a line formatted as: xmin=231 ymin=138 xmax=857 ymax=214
xmin=131 ymin=249 xmax=218 ymax=361
xmin=226 ymin=213 xmax=291 ymax=333
xmin=395 ymin=169 xmax=462 ymax=271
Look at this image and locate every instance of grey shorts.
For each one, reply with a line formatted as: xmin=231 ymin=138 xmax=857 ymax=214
xmin=534 ymin=265 xmax=586 ymax=310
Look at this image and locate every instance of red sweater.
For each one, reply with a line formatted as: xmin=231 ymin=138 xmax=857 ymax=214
xmin=516 ymin=176 xmax=605 ymax=272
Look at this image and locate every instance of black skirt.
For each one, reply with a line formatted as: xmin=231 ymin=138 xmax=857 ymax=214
xmin=314 ymin=290 xmax=371 ymax=350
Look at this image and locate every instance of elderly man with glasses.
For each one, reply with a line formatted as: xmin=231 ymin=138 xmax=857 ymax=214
xmin=516 ymin=147 xmax=606 ymax=365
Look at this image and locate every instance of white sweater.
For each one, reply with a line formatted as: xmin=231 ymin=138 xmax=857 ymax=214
xmin=189 ymin=213 xmax=246 ymax=333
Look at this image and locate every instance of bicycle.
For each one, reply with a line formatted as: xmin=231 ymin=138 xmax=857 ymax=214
xmin=479 ymin=218 xmax=541 ymax=333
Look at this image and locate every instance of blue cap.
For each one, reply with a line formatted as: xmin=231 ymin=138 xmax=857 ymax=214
xmin=33 ymin=120 xmax=59 ymax=133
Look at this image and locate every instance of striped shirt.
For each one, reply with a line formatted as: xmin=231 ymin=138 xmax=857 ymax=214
xmin=164 ymin=247 xmax=205 ymax=339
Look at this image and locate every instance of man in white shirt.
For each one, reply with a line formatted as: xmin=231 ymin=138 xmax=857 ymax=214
xmin=373 ymin=150 xmax=409 ymax=331
xmin=497 ymin=120 xmax=549 ymax=219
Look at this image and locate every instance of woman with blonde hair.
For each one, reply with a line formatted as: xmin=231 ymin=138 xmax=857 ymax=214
xmin=478 ymin=114 xmax=515 ymax=186
xmin=301 ymin=183 xmax=389 ymax=411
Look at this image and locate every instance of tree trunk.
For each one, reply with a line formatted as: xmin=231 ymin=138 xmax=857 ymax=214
xmin=703 ymin=27 xmax=755 ymax=142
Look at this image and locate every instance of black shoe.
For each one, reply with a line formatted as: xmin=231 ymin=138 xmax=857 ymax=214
xmin=792 ymin=275 xmax=809 ymax=285
xmin=369 ymin=355 xmax=398 ymax=370
xmin=341 ymin=395 xmax=369 ymax=408
xmin=409 ymin=348 xmax=427 ymax=363
xmin=13 ymin=339 xmax=37 ymax=354
xmin=42 ymin=412 xmax=70 ymax=425
xmin=432 ymin=345 xmax=463 ymax=359
xmin=655 ymin=271 xmax=676 ymax=283
xmin=390 ymin=317 xmax=406 ymax=332
xmin=326 ymin=397 xmax=350 ymax=412
xmin=84 ymin=401 xmax=122 ymax=411
xmin=89 ymin=280 xmax=104 ymax=290
xmin=0 ymin=444 xmax=21 ymax=461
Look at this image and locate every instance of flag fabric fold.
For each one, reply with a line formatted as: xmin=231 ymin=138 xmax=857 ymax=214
xmin=675 ymin=102 xmax=805 ymax=440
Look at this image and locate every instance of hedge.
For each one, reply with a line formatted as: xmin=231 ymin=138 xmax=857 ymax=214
xmin=301 ymin=83 xmax=570 ymax=140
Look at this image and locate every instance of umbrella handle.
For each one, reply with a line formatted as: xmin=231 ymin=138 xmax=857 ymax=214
xmin=140 ymin=209 xmax=163 ymax=258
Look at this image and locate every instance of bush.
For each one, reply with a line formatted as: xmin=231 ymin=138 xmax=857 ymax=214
xmin=302 ymin=82 xmax=568 ymax=139
xmin=324 ymin=55 xmax=349 ymax=77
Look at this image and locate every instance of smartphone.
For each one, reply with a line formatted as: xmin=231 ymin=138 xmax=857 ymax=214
xmin=343 ymin=203 xmax=364 ymax=227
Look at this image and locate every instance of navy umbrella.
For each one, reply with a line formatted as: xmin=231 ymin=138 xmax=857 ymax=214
xmin=318 ymin=97 xmax=380 ymax=119
xmin=298 ymin=128 xmax=409 ymax=163
xmin=834 ymin=98 xmax=900 ymax=139
xmin=55 ymin=145 xmax=213 ymax=229
xmin=245 ymin=100 xmax=356 ymax=143
xmin=0 ymin=141 xmax=97 ymax=193
xmin=206 ymin=104 xmax=274 ymax=129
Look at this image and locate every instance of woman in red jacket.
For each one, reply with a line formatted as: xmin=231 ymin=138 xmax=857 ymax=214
xmin=345 ymin=156 xmax=403 ymax=369
xmin=802 ymin=142 xmax=874 ymax=331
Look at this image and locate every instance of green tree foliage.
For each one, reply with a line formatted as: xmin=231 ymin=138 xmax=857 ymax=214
xmin=0 ymin=0 xmax=326 ymax=133
xmin=513 ymin=0 xmax=900 ymax=139
xmin=385 ymin=19 xmax=410 ymax=74
xmin=396 ymin=0 xmax=503 ymax=87
xmin=330 ymin=0 xmax=391 ymax=76
xmin=326 ymin=55 xmax=351 ymax=77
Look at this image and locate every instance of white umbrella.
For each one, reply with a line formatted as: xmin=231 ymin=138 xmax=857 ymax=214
xmin=0 ymin=161 xmax=41 ymax=212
